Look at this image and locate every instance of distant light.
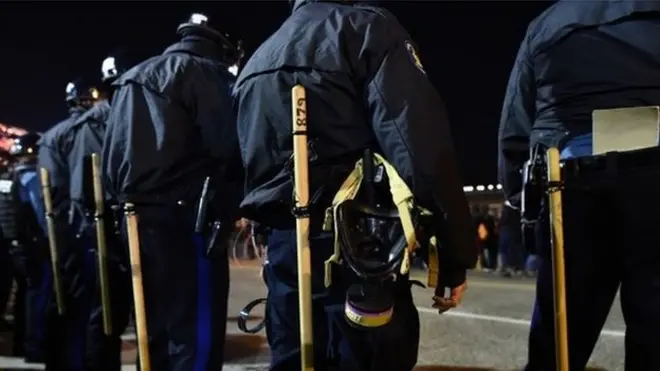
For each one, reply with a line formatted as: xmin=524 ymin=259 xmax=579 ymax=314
xmin=476 ymin=185 xmax=485 ymax=191
xmin=191 ymin=13 xmax=208 ymax=25
xmin=90 ymin=88 xmax=100 ymax=100
xmin=228 ymin=65 xmax=238 ymax=76
xmin=463 ymin=186 xmax=474 ymax=192
xmin=487 ymin=184 xmax=494 ymax=190
xmin=65 ymin=82 xmax=75 ymax=93
xmin=496 ymin=184 xmax=503 ymax=190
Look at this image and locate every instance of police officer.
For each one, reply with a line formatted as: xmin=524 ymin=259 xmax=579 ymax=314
xmin=0 ymin=132 xmax=23 ymax=323
xmin=0 ymin=133 xmax=50 ymax=362
xmin=38 ymin=79 xmax=100 ymax=370
xmin=102 ymin=13 xmax=243 ymax=370
xmin=232 ymin=1 xmax=476 ymax=370
xmin=498 ymin=1 xmax=660 ymax=370
xmin=0 ymin=151 xmax=15 ymax=330
xmin=68 ymin=53 xmax=143 ymax=370
xmin=0 ymin=150 xmax=25 ymax=354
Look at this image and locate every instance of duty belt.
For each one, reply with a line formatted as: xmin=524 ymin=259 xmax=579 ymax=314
xmin=563 ymin=145 xmax=660 ymax=178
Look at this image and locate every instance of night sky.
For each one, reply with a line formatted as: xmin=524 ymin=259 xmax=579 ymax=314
xmin=0 ymin=1 xmax=551 ymax=185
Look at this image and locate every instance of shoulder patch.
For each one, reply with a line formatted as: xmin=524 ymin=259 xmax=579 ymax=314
xmin=405 ymin=41 xmax=425 ymax=75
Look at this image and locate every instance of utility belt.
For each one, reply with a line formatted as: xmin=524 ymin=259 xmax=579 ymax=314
xmin=72 ymin=200 xmax=122 ymax=239
xmin=520 ymin=143 xmax=660 ymax=251
xmin=238 ymin=150 xmax=440 ymax=333
xmin=121 ymin=176 xmax=229 ymax=259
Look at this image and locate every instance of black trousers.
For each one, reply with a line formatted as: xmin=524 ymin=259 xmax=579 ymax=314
xmin=124 ymin=206 xmax=230 ymax=371
xmin=8 ymin=241 xmax=50 ymax=361
xmin=43 ymin=234 xmax=96 ymax=371
xmin=44 ymin=228 xmax=131 ymax=371
xmin=264 ymin=228 xmax=420 ymax=371
xmin=85 ymin=232 xmax=132 ymax=371
xmin=0 ymin=241 xmax=12 ymax=319
xmin=527 ymin=159 xmax=660 ymax=370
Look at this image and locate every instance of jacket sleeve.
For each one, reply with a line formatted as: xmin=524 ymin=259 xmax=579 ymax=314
xmin=361 ymin=16 xmax=477 ymax=286
xmin=498 ymin=33 xmax=536 ymax=205
xmin=188 ymin=64 xmax=244 ymax=220
xmin=20 ymin=171 xmax=48 ymax=234
xmin=190 ymin=67 xmax=243 ymax=180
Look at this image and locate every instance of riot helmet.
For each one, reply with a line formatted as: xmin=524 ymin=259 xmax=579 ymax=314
xmin=176 ymin=13 xmax=245 ymax=69
xmin=289 ymin=0 xmax=380 ymax=11
xmin=101 ymin=50 xmax=142 ymax=84
xmin=65 ymin=78 xmax=100 ymax=109
xmin=9 ymin=133 xmax=40 ymax=161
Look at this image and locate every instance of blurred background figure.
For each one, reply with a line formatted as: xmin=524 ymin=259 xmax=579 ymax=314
xmin=0 ymin=151 xmax=14 ymax=332
xmin=5 ymin=133 xmax=49 ymax=362
xmin=472 ymin=205 xmax=498 ymax=271
xmin=0 ymin=128 xmax=29 ymax=332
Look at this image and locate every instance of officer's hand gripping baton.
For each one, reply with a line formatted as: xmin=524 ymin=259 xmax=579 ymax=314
xmin=546 ymin=148 xmax=569 ymax=371
xmin=91 ymin=153 xmax=112 ymax=335
xmin=292 ymin=84 xmax=315 ymax=371
xmin=39 ymin=167 xmax=66 ymax=315
xmin=124 ymin=203 xmax=151 ymax=371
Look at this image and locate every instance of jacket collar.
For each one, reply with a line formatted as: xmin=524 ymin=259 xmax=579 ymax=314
xmin=163 ymin=35 xmax=227 ymax=65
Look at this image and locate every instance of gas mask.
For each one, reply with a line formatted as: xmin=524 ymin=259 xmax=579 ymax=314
xmin=237 ymin=150 xmax=440 ymax=335
xmin=323 ymin=150 xmax=435 ymax=329
xmin=335 ymin=199 xmax=419 ymax=328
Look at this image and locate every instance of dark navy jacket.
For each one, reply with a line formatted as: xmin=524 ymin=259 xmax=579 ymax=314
xmin=102 ymin=36 xmax=243 ymax=212
xmin=67 ymin=100 xmax=110 ymax=230
xmin=233 ymin=0 xmax=476 ymax=277
xmin=498 ymin=0 xmax=660 ymax=202
xmin=37 ymin=107 xmax=87 ymax=224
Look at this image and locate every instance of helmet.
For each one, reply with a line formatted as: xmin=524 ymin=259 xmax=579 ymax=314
xmin=65 ymin=78 xmax=101 ymax=106
xmin=101 ymin=50 xmax=142 ymax=83
xmin=9 ymin=133 xmax=40 ymax=157
xmin=176 ymin=13 xmax=245 ymax=67
xmin=289 ymin=0 xmax=379 ymax=11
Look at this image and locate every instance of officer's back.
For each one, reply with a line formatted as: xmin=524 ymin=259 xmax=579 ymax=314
xmin=527 ymin=0 xmax=660 ymax=140
xmin=39 ymin=79 xmax=98 ymax=218
xmin=68 ymin=100 xmax=109 ymax=206
xmin=39 ymin=117 xmax=80 ymax=216
xmin=236 ymin=1 xmax=428 ymax=221
xmin=103 ymin=38 xmax=236 ymax=203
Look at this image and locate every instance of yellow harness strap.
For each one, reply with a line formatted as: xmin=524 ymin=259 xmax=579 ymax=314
xmin=322 ymin=153 xmax=437 ymax=288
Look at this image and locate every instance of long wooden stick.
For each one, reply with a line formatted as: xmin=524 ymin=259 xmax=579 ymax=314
xmin=546 ymin=147 xmax=569 ymax=371
xmin=291 ymin=84 xmax=315 ymax=371
xmin=124 ymin=203 xmax=151 ymax=371
xmin=39 ymin=168 xmax=66 ymax=315
xmin=91 ymin=153 xmax=112 ymax=335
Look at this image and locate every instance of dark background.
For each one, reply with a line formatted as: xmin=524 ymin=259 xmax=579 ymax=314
xmin=0 ymin=1 xmax=551 ymax=184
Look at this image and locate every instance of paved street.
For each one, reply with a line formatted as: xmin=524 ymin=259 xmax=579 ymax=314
xmin=0 ymin=263 xmax=625 ymax=370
